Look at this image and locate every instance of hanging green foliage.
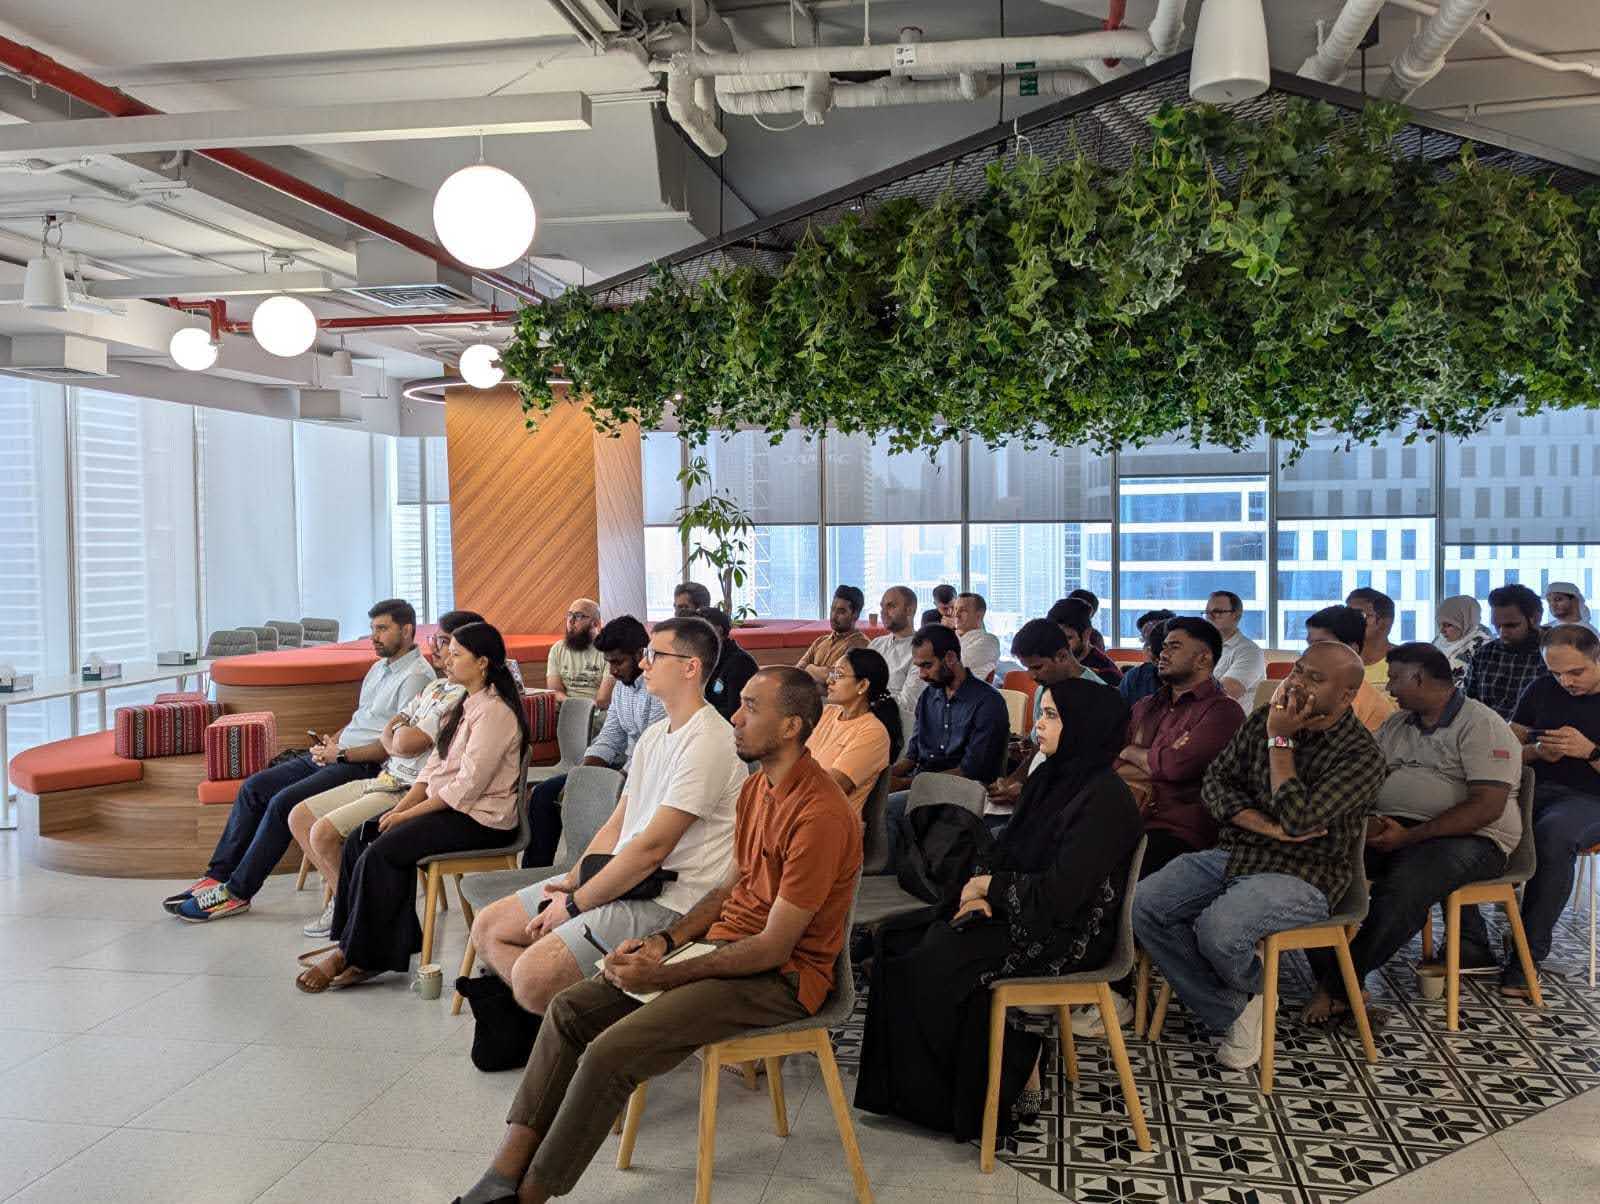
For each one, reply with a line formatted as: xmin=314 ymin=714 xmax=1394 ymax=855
xmin=502 ymin=98 xmax=1600 ymax=454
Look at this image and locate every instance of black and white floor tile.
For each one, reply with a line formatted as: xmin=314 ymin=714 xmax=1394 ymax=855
xmin=836 ymin=906 xmax=1600 ymax=1202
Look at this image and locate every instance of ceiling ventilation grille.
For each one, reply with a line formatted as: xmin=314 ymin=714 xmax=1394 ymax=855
xmin=5 ymin=334 xmax=117 ymax=381
xmin=341 ymin=282 xmax=479 ymax=309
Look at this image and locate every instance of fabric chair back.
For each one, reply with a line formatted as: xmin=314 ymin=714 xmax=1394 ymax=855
xmin=204 ymin=628 xmax=258 ymax=658
xmin=1502 ymin=767 xmax=1539 ymax=885
xmin=998 ymin=688 xmax=1029 ymax=738
xmin=265 ymin=620 xmax=304 ymax=648
xmin=1251 ymin=679 xmax=1277 ymax=713
xmin=1100 ymin=835 xmax=1148 ymax=983
xmin=906 ymin=771 xmax=986 ymax=818
xmin=1001 ymin=670 xmax=1037 ymax=725
xmin=241 ymin=625 xmax=279 ymax=653
xmin=559 ymin=765 xmax=625 ymax=860
xmin=860 ymin=768 xmax=893 ymax=875
xmin=1326 ymin=828 xmax=1372 ymax=927
xmin=300 ymin=617 xmax=340 ymax=644
xmin=554 ymin=697 xmax=596 ymax=769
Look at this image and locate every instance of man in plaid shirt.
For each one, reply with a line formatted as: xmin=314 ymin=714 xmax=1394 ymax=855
xmin=1463 ymin=584 xmax=1549 ymax=720
xmin=1134 ymin=642 xmax=1385 ymax=1071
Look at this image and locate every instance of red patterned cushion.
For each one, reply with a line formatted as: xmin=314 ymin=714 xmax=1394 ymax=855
xmin=204 ymin=711 xmax=278 ymax=781
xmin=521 ymin=690 xmax=559 ymax=743
xmin=114 ymin=702 xmax=212 ymax=759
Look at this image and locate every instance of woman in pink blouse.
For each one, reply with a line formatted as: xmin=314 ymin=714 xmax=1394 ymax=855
xmin=297 ymin=622 xmax=529 ymax=991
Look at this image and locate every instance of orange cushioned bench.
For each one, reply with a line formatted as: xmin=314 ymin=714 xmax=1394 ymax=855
xmin=9 ymin=731 xmax=143 ymax=795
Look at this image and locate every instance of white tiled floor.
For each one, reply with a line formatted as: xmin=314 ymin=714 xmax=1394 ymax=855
xmin=0 ymin=829 xmax=1595 ymax=1203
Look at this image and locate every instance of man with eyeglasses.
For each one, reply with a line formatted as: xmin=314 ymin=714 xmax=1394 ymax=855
xmin=546 ymin=598 xmax=613 ymax=708
xmin=1207 ymin=590 xmax=1266 ymax=703
xmin=467 ymin=616 xmax=745 ymax=1027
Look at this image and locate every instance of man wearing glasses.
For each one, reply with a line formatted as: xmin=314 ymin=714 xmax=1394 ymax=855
xmin=546 ymin=598 xmax=613 ymax=708
xmin=1207 ymin=590 xmax=1267 ymax=703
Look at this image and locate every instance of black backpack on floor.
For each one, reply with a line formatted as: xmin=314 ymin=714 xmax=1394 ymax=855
xmin=456 ymin=973 xmax=541 ymax=1072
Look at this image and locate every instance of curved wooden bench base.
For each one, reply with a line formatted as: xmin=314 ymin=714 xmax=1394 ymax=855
xmin=214 ymin=680 xmax=360 ymax=742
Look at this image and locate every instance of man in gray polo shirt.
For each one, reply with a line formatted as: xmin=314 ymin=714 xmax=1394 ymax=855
xmin=1304 ymin=642 xmax=1520 ymax=1022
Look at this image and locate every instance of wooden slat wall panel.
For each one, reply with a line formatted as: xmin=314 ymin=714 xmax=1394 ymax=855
xmin=445 ymin=387 xmax=602 ymax=633
xmin=593 ymin=425 xmax=646 ymax=621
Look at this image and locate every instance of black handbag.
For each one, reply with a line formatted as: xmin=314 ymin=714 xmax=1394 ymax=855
xmin=456 ymin=973 xmax=539 ymax=1072
xmin=576 ymin=853 xmax=678 ymax=901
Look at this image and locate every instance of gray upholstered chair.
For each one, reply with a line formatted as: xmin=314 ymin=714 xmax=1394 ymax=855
xmin=528 ymin=697 xmax=597 ymax=784
xmin=240 ymin=625 xmax=280 ymax=653
xmin=979 ymin=837 xmax=1151 ymax=1170
xmin=300 ymin=617 xmax=340 ymax=645
xmin=265 ymin=620 xmax=304 ymax=648
xmin=203 ymin=629 xmax=259 ymax=658
xmin=614 ymin=869 xmax=872 ymax=1203
xmin=854 ymin=771 xmax=986 ymax=929
xmin=859 ymin=767 xmax=893 ymax=875
xmin=451 ymin=765 xmax=625 ymax=1013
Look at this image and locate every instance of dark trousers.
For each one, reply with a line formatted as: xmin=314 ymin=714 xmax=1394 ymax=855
xmin=1308 ymin=831 xmax=1506 ymax=1000
xmin=332 ymin=808 xmax=516 ymax=973
xmin=1521 ymin=781 xmax=1600 ymax=963
xmin=508 ymin=971 xmax=806 ymax=1196
xmin=525 ymin=773 xmax=568 ymax=868
xmin=207 ymin=754 xmax=378 ymax=900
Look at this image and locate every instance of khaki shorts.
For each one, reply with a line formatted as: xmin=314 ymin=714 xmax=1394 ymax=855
xmin=302 ymin=773 xmax=409 ymax=837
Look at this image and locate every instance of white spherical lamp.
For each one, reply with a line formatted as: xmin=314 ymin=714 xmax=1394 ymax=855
xmin=459 ymin=343 xmax=504 ymax=389
xmin=251 ymin=294 xmax=318 ymax=357
xmin=169 ymin=326 xmax=219 ymax=371
xmin=1189 ymin=0 xmax=1271 ymax=103
xmin=432 ymin=164 xmax=537 ymax=269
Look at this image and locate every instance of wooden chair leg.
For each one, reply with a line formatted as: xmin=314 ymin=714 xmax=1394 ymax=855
xmin=695 ymin=1048 xmax=720 ymax=1204
xmin=740 ymin=1060 xmax=760 ymax=1090
xmin=452 ymin=937 xmax=476 ymax=1016
xmin=616 ymin=1081 xmax=648 ymax=1169
xmin=295 ymin=851 xmax=310 ymax=891
xmin=1500 ymin=889 xmax=1546 ymax=1009
xmin=420 ymin=866 xmax=443 ymax=968
xmin=1420 ymin=910 xmax=1435 ymax=962
xmin=764 ymin=1056 xmax=789 ymax=1136
xmin=1333 ymin=935 xmax=1379 ymax=1065
xmin=1056 ymin=1005 xmax=1079 ymax=1084
xmin=815 ymin=1036 xmax=874 ymax=1203
xmin=455 ymin=875 xmax=475 ymax=931
xmin=1259 ymin=940 xmax=1280 ymax=1094
xmin=1445 ymin=895 xmax=1463 ymax=1031
xmin=979 ymin=993 xmax=1007 ymax=1174
xmin=1148 ymin=980 xmax=1173 ymax=1042
xmin=1134 ymin=951 xmax=1152 ymax=1039
xmin=1097 ymin=981 xmax=1152 ymax=1153
xmin=1590 ymin=857 xmax=1597 ymax=991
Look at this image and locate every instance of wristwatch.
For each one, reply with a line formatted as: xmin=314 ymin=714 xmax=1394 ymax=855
xmin=656 ymin=930 xmax=678 ymax=956
xmin=565 ymin=894 xmax=582 ymax=920
xmin=1266 ymin=735 xmax=1296 ymax=750
xmin=336 ymin=749 xmax=348 ymax=764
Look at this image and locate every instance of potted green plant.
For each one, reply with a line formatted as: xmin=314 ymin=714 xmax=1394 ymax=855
xmin=675 ymin=453 xmax=757 ymax=621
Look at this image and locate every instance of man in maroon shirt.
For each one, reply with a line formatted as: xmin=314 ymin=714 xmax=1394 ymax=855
xmin=1116 ymin=617 xmax=1247 ymax=875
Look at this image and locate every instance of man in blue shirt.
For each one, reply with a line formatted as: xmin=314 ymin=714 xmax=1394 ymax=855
xmin=165 ymin=598 xmax=434 ymax=922
xmin=880 ymin=624 xmax=1009 ymax=869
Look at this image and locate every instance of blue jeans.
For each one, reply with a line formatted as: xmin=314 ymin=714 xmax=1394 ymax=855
xmin=1308 ymin=832 xmax=1505 ymax=998
xmin=1520 ymin=780 xmax=1600 ymax=964
xmin=879 ymin=789 xmax=911 ymax=875
xmin=1133 ymin=847 xmax=1328 ymax=1034
xmin=205 ymin=754 xmax=378 ymax=900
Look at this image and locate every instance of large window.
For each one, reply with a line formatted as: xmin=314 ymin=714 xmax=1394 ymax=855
xmin=827 ymin=524 xmax=961 ymax=623
xmin=1278 ymin=520 xmax=1436 ymax=648
xmin=390 ymin=436 xmax=453 ymax=623
xmin=969 ymin=522 xmax=1110 ymax=645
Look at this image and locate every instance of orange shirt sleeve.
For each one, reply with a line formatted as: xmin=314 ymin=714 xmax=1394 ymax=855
xmin=776 ymin=807 xmax=854 ymax=913
xmin=832 ymin=719 xmax=889 ymax=796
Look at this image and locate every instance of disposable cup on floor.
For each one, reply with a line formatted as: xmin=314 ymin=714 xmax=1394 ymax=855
xmin=413 ymin=963 xmax=443 ymax=1000
xmin=1416 ymin=964 xmax=1446 ymax=1001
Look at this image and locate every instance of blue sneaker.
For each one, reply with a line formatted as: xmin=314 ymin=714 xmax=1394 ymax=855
xmin=175 ymin=881 xmax=250 ymax=923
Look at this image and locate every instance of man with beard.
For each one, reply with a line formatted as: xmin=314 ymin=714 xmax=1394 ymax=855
xmin=1464 ymin=584 xmax=1550 ymax=720
xmin=798 ymin=585 xmax=869 ymax=684
xmin=1048 ymin=597 xmax=1123 ymax=685
xmin=545 ymin=597 xmax=612 ymax=707
xmin=868 ymin=585 xmax=925 ymax=741
xmin=882 ymin=624 xmax=1009 ymax=867
xmin=1135 ymin=642 xmax=1384 ymax=1070
xmin=520 ymin=616 xmax=667 ymax=867
xmin=450 ymin=667 xmax=859 ymax=1204
xmin=165 ymin=599 xmax=434 ymax=922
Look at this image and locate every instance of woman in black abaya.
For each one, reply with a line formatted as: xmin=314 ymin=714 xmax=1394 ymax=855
xmin=854 ymin=676 xmax=1141 ymax=1141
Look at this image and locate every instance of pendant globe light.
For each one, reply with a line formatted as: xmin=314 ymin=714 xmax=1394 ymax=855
xmin=432 ymin=139 xmax=536 ymax=270
xmin=169 ymin=326 xmax=219 ymax=371
xmin=251 ymin=293 xmax=318 ymax=357
xmin=1189 ymin=0 xmax=1271 ymax=103
xmin=459 ymin=343 xmax=504 ymax=389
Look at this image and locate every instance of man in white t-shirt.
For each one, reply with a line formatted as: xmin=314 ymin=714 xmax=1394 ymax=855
xmin=868 ymin=585 xmax=925 ymax=743
xmin=1206 ymin=590 xmax=1266 ymax=702
xmin=470 ymin=616 xmax=745 ymax=1018
xmin=955 ymin=591 xmax=1001 ymax=682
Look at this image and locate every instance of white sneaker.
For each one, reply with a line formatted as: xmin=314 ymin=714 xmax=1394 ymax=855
xmin=1216 ymin=994 xmax=1265 ymax=1070
xmin=303 ymin=898 xmax=335 ymax=939
xmin=1070 ymin=992 xmax=1135 ymax=1037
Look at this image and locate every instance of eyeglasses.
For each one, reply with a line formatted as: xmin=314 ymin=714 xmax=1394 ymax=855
xmin=825 ymin=668 xmax=857 ymax=683
xmin=1203 ymin=608 xmax=1237 ymax=618
xmin=566 ymin=612 xmax=596 ymax=623
xmin=642 ymin=647 xmax=693 ymax=666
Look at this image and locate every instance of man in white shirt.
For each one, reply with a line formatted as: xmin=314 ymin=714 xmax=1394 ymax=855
xmin=1206 ymin=590 xmax=1266 ymax=702
xmin=955 ymin=591 xmax=1001 ymax=682
xmin=471 ymin=616 xmax=745 ymax=1018
xmin=868 ymin=585 xmax=925 ymax=743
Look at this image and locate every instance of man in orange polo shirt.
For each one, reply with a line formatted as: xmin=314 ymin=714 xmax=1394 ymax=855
xmin=452 ymin=666 xmax=861 ymax=1204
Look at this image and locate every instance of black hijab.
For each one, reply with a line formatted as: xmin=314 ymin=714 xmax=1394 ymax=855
xmin=996 ymin=676 xmax=1130 ymax=869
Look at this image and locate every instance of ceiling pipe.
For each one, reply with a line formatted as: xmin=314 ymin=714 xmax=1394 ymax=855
xmin=1385 ymin=0 xmax=1600 ymax=84
xmin=163 ymin=297 xmax=517 ymax=336
xmin=1382 ymin=0 xmax=1491 ymax=99
xmin=1296 ymin=0 xmax=1387 ymax=83
xmin=0 ymin=34 xmax=543 ymax=305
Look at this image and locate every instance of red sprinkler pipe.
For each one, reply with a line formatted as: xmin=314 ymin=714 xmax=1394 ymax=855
xmin=168 ymin=297 xmax=226 ymax=341
xmin=0 ymin=34 xmax=543 ymax=306
xmin=179 ymin=301 xmax=518 ymax=336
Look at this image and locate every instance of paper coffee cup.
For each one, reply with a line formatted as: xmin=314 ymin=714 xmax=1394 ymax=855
xmin=413 ymin=963 xmax=443 ymax=1000
xmin=1416 ymin=964 xmax=1445 ymax=1001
